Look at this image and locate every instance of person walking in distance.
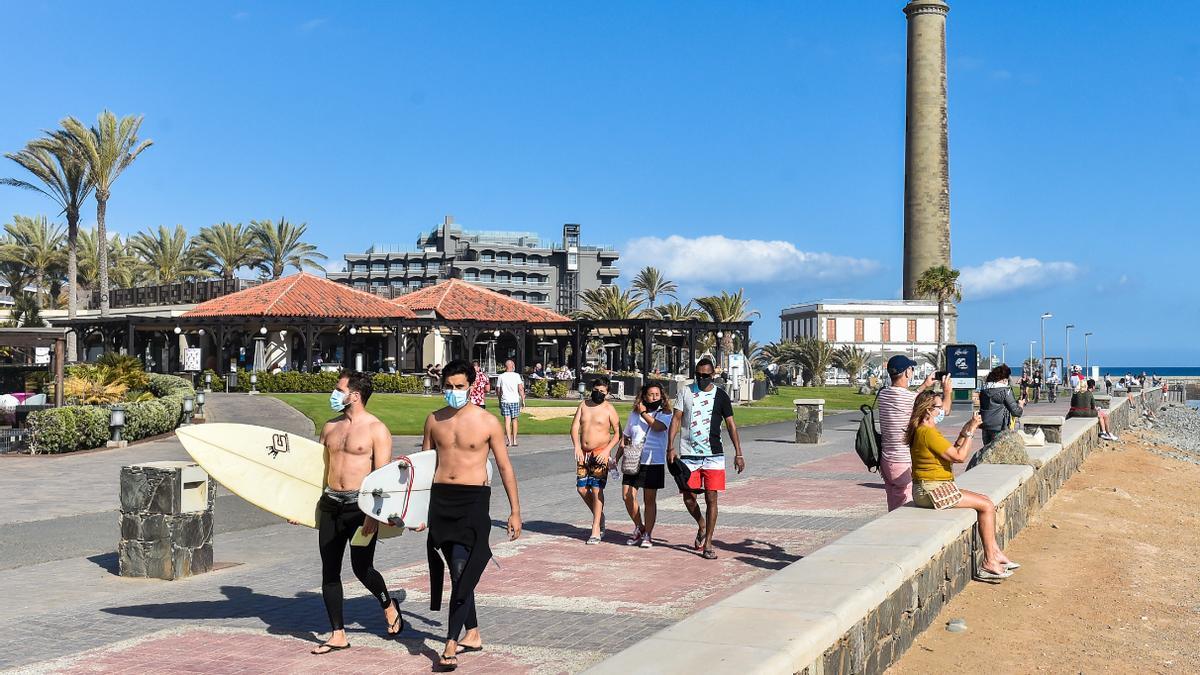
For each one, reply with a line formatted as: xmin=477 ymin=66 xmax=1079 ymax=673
xmin=468 ymin=361 xmax=490 ymax=409
xmin=307 ymin=371 xmax=402 ymax=654
xmin=667 ymin=358 xmax=745 ymax=560
xmin=423 ymin=360 xmax=521 ymax=670
xmin=570 ymin=375 xmax=622 ymax=544
xmin=496 ymin=360 xmax=524 ymax=447
xmin=877 ymin=355 xmax=951 ymax=511
xmin=613 ymin=383 xmax=673 ymax=548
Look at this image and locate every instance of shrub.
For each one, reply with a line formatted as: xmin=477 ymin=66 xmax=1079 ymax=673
xmin=203 ymin=369 xmax=226 ymax=390
xmin=529 ymin=379 xmax=549 ymax=398
xmin=550 ymin=381 xmax=569 ymax=399
xmin=27 ymin=373 xmax=195 ymax=453
xmin=225 ymin=369 xmax=420 ymax=394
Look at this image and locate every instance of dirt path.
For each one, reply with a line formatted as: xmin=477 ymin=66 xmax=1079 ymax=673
xmin=888 ymin=432 xmax=1200 ymax=674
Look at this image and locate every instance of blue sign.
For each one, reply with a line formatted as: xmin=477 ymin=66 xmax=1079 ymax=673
xmin=945 ymin=344 xmax=978 ymax=389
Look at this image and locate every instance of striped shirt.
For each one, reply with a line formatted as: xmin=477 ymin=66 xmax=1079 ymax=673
xmin=877 ymin=386 xmax=918 ymax=464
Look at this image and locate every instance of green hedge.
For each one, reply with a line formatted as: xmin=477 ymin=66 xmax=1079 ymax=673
xmin=528 ymin=379 xmax=549 ymax=398
xmin=223 ymin=370 xmax=421 ymax=394
xmin=550 ymin=381 xmax=570 ymax=399
xmin=28 ymin=374 xmax=195 ymax=454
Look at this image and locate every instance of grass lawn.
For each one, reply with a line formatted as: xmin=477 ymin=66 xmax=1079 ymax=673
xmin=748 ymin=385 xmax=875 ymax=411
xmin=270 ymin=393 xmax=796 ymax=436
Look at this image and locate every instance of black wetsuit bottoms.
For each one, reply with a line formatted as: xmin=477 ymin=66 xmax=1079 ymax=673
xmin=427 ymin=483 xmax=493 ymax=642
xmin=317 ymin=490 xmax=392 ymax=631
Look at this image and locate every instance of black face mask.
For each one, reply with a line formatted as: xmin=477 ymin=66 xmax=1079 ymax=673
xmin=696 ymin=374 xmax=714 ymax=387
xmin=590 ymin=390 xmax=607 ymax=404
xmin=644 ymin=399 xmax=661 ymax=411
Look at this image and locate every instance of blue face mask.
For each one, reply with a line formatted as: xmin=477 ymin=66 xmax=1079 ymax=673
xmin=934 ymin=409 xmax=946 ymax=424
xmin=329 ymin=390 xmax=348 ymax=412
xmin=444 ymin=389 xmax=469 ymax=409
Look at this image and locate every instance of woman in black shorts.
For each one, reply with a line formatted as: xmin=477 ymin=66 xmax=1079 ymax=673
xmin=615 ymin=383 xmax=673 ymax=549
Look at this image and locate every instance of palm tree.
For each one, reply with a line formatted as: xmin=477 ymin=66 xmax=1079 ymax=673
xmin=630 ymin=266 xmax=677 ymax=309
xmin=2 ymin=135 xmax=94 ymax=344
xmin=77 ymin=228 xmax=137 ymax=291
xmin=574 ymin=285 xmax=644 ymax=320
xmin=130 ymin=225 xmax=210 ymax=284
xmin=653 ymin=301 xmax=705 ymax=321
xmin=795 ymin=336 xmax=836 ymax=386
xmin=914 ymin=265 xmax=962 ymax=369
xmin=696 ymin=289 xmax=760 ymax=361
xmin=194 ymin=222 xmax=261 ymax=279
xmin=833 ymin=345 xmax=870 ymax=386
xmin=1 ymin=215 xmax=65 ymax=305
xmin=6 ymin=292 xmax=44 ymax=327
xmin=251 ymin=218 xmax=326 ymax=279
xmin=60 ymin=111 xmax=153 ymax=316
xmin=108 ymin=234 xmax=143 ymax=289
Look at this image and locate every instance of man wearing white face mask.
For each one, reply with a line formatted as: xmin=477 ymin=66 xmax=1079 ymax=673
xmin=308 ymin=371 xmax=400 ymax=654
xmin=423 ymin=359 xmax=521 ymax=670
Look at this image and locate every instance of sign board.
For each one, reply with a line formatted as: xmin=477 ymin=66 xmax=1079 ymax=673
xmin=183 ymin=348 xmax=202 ymax=372
xmin=728 ymin=353 xmax=745 ymax=378
xmin=945 ymin=344 xmax=978 ymax=390
xmin=34 ymin=347 xmax=50 ymax=365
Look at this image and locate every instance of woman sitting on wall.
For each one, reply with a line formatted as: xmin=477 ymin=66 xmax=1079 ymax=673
xmin=907 ymin=391 xmax=1018 ymax=580
xmin=1068 ymin=379 xmax=1118 ymax=441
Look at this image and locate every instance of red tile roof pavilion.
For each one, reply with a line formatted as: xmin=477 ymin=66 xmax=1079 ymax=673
xmin=392 ymin=278 xmax=569 ymax=323
xmin=183 ymin=273 xmax=416 ymax=320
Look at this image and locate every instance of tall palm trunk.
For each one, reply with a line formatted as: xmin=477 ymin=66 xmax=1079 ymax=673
xmin=67 ymin=217 xmax=78 ymax=360
xmin=97 ymin=191 xmax=109 ymax=316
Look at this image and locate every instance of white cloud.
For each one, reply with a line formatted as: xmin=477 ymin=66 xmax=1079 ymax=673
xmin=324 ymin=260 xmax=345 ymax=274
xmin=960 ymin=257 xmax=1080 ymax=299
xmin=299 ymin=18 xmax=327 ymax=33
xmin=621 ymin=235 xmax=879 ymax=286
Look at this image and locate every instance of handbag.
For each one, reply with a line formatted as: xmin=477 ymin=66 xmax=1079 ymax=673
xmin=928 ymin=481 xmax=963 ymax=510
xmin=622 ymin=439 xmax=644 ymax=475
xmin=1016 ymin=420 xmax=1045 ymax=447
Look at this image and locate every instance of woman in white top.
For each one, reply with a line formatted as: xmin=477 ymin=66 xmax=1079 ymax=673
xmin=614 ymin=383 xmax=673 ymax=548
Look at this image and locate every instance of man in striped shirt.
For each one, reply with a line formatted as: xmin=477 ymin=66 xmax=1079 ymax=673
xmin=877 ymin=355 xmax=951 ymax=511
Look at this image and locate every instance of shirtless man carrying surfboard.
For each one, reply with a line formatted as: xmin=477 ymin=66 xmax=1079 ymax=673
xmin=423 ymin=359 xmax=522 ymax=671
xmin=309 ymin=371 xmax=402 ymax=654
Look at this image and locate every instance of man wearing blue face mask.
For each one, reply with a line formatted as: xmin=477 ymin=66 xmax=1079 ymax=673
xmin=422 ymin=359 xmax=522 ymax=670
xmin=308 ymin=371 xmax=401 ymax=654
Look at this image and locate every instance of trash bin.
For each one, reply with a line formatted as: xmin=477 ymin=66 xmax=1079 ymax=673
xmin=118 ymin=461 xmax=214 ymax=580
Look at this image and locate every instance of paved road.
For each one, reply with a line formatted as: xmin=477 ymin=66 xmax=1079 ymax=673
xmin=0 ymin=391 xmax=1067 ymax=673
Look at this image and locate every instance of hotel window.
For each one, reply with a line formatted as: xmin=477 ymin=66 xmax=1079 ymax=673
xmin=854 ymin=318 xmax=864 ymax=342
xmin=907 ymin=319 xmax=917 ymax=342
xmin=497 ymin=252 xmax=511 ymax=265
xmin=826 ymin=318 xmax=836 ymax=342
xmin=881 ymin=319 xmax=891 ymax=343
xmin=480 ymin=251 xmax=495 ymax=262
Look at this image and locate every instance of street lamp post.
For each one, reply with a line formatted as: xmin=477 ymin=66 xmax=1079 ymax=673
xmin=1064 ymin=324 xmax=1075 ymax=372
xmin=1084 ymin=332 xmax=1093 ymax=373
xmin=1040 ymin=312 xmax=1053 ymax=375
xmin=1029 ymin=340 xmax=1036 ymax=372
xmin=988 ymin=340 xmax=995 ymax=367
xmin=1001 ymin=342 xmax=1007 ymax=365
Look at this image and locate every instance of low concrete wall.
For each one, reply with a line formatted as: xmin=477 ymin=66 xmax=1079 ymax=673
xmin=589 ymin=388 xmax=1165 ymax=675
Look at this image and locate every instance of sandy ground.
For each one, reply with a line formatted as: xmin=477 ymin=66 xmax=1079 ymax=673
xmin=888 ymin=431 xmax=1200 ymax=674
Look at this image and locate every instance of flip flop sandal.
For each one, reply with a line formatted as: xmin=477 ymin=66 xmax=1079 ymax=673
xmin=1004 ymin=561 xmax=1021 ymax=570
xmin=701 ymin=548 xmax=718 ymax=560
xmin=694 ymin=529 xmax=705 ymax=550
xmin=386 ymin=598 xmax=404 ymax=636
xmin=439 ymin=655 xmax=459 ymax=671
xmin=457 ymin=644 xmax=484 ymax=654
xmin=311 ymin=643 xmax=351 ymax=655
xmin=586 ymin=536 xmax=601 ymax=545
xmin=976 ymin=568 xmax=1013 ymax=580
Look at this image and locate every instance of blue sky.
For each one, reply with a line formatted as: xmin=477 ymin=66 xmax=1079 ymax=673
xmin=3 ymin=2 xmax=1198 ymax=365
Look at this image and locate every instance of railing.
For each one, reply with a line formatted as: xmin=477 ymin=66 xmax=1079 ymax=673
xmin=86 ymin=278 xmax=259 ymax=309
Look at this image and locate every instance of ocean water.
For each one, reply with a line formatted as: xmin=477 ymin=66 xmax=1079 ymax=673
xmin=1015 ymin=366 xmax=1200 ymax=377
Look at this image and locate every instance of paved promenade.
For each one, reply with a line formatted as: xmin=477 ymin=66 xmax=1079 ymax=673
xmin=0 ymin=392 xmax=1067 ymax=673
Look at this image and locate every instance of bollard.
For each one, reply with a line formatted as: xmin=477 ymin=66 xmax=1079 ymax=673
xmin=793 ymin=399 xmax=825 ymax=443
xmin=119 ymin=461 xmax=214 ymax=580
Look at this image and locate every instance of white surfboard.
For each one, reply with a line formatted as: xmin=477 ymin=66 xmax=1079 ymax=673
xmin=176 ymin=423 xmax=400 ymax=538
xmin=358 ymin=451 xmax=494 ymax=530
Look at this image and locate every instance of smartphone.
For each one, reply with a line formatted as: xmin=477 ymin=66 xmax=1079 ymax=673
xmin=934 ymin=370 xmax=949 ymax=381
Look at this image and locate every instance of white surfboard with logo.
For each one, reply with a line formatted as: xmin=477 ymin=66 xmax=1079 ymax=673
xmin=358 ymin=451 xmax=494 ymax=530
xmin=176 ymin=422 xmax=401 ymax=538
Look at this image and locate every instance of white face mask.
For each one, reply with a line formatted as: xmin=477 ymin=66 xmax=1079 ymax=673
xmin=329 ymin=389 xmax=348 ymax=412
xmin=444 ymin=389 xmax=468 ymax=409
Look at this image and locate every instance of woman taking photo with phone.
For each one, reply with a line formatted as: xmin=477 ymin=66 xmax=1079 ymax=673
xmin=907 ymin=390 xmax=1018 ymax=579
